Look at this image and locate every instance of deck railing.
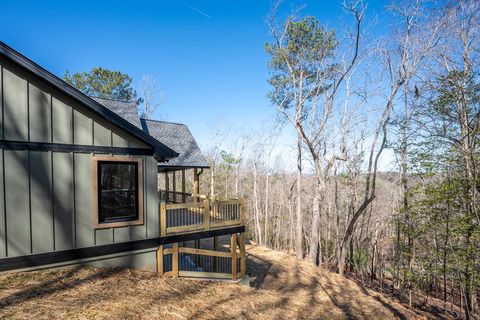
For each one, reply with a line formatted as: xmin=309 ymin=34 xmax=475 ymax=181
xmin=160 ymin=198 xmax=245 ymax=236
xmin=158 ymin=233 xmax=246 ymax=280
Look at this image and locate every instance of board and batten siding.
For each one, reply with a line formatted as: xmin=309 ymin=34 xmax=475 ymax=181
xmin=0 ymin=58 xmax=159 ymax=259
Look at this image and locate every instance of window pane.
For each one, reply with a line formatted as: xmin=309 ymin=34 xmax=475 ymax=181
xmin=100 ymin=163 xmax=136 ymax=191
xmin=98 ymin=162 xmax=138 ymax=223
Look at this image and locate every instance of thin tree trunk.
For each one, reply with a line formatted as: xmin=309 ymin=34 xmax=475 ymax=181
xmin=295 ymin=132 xmax=303 ymax=259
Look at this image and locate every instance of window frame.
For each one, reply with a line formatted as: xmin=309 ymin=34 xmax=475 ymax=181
xmin=92 ymin=155 xmax=144 ymax=229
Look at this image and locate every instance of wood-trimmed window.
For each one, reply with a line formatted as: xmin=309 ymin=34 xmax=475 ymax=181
xmin=93 ymin=156 xmax=144 ymax=228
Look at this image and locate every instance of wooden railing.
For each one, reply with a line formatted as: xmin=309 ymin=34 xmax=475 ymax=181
xmin=160 ymin=198 xmax=245 ymax=236
xmin=158 ymin=233 xmax=246 ymax=280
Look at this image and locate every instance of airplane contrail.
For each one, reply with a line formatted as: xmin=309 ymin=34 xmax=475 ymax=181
xmin=184 ymin=3 xmax=211 ymax=18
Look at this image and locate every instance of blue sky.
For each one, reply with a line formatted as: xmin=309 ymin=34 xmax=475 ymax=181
xmin=1 ymin=0 xmax=392 ymax=168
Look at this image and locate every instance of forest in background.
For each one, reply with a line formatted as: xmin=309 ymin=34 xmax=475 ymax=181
xmin=197 ymin=1 xmax=480 ymax=319
xmin=63 ymin=0 xmax=479 ymax=318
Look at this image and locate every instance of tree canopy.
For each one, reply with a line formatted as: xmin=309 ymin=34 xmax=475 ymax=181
xmin=64 ymin=67 xmax=138 ymax=102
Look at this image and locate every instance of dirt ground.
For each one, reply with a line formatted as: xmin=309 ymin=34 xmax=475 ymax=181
xmin=0 ymin=245 xmax=442 ymax=319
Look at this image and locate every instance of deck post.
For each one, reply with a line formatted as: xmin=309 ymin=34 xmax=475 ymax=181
xmin=239 ymin=198 xmax=245 ymax=225
xmin=193 ymin=168 xmax=199 ymax=203
xmin=213 ymin=236 xmax=219 ymax=272
xmin=160 ymin=203 xmax=167 ymax=236
xmin=165 ymin=171 xmax=170 ymax=202
xmin=157 ymin=245 xmax=164 ymax=276
xmin=172 ymin=171 xmax=177 ymax=203
xmin=172 ymin=242 xmax=179 ymax=278
xmin=181 ymin=169 xmax=186 ymax=203
xmin=231 ymin=233 xmax=238 ymax=281
xmin=239 ymin=233 xmax=246 ymax=278
xmin=203 ymin=199 xmax=210 ymax=231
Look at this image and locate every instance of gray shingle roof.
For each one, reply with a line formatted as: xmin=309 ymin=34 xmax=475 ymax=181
xmin=92 ymin=97 xmax=208 ymax=169
xmin=141 ymin=119 xmax=209 ymax=168
xmin=91 ymin=97 xmax=143 ymax=129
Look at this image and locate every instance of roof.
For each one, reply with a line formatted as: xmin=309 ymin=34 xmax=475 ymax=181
xmin=92 ymin=98 xmax=209 ymax=170
xmin=0 ymin=41 xmax=178 ymax=160
xmin=141 ymin=119 xmax=209 ymax=169
xmin=91 ymin=97 xmax=143 ymax=129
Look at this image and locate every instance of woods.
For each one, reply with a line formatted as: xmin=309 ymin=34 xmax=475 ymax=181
xmin=198 ymin=0 xmax=480 ymax=318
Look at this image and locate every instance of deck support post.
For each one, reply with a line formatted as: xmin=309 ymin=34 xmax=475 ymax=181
xmin=213 ymin=236 xmax=219 ymax=272
xmin=240 ymin=198 xmax=245 ymax=224
xmin=172 ymin=171 xmax=177 ymax=203
xmin=231 ymin=233 xmax=238 ymax=280
xmin=193 ymin=168 xmax=199 ymax=203
xmin=181 ymin=169 xmax=186 ymax=203
xmin=157 ymin=245 xmax=164 ymax=276
xmin=172 ymin=242 xmax=179 ymax=278
xmin=160 ymin=203 xmax=167 ymax=236
xmin=239 ymin=232 xmax=246 ymax=278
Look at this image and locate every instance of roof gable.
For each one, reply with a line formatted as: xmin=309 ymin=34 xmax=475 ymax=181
xmin=0 ymin=42 xmax=178 ymax=160
xmin=141 ymin=119 xmax=209 ymax=169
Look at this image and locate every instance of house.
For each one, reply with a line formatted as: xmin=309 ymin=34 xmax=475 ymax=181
xmin=0 ymin=42 xmax=246 ymax=280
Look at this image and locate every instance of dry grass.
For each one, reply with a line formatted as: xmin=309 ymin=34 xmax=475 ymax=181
xmin=0 ymin=245 xmax=436 ymax=319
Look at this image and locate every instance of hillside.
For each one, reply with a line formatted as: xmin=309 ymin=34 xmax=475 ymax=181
xmin=0 ymin=245 xmax=440 ymax=319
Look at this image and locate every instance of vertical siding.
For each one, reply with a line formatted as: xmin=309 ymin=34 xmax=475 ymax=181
xmin=53 ymin=152 xmax=74 ymax=250
xmin=93 ymin=120 xmax=113 ymax=244
xmin=112 ymin=131 xmax=129 ymax=147
xmin=4 ymin=150 xmax=30 ymax=257
xmin=95 ymin=228 xmax=113 ymax=245
xmin=131 ymin=156 xmax=148 ymax=240
xmin=73 ymin=109 xmax=92 ymax=145
xmin=146 ymin=156 xmax=159 ymax=238
xmin=1 ymin=65 xmax=3 ymax=140
xmin=74 ymin=153 xmax=94 ymax=248
xmin=0 ymin=69 xmax=3 ymax=257
xmin=3 ymin=68 xmax=27 ymax=140
xmin=0 ymin=61 xmax=159 ymax=260
xmin=0 ymin=150 xmax=5 ymax=258
xmin=29 ymin=83 xmax=51 ymax=143
xmin=30 ymin=151 xmax=54 ymax=253
xmin=113 ymin=226 xmax=130 ymax=243
xmin=52 ymin=98 xmax=72 ymax=144
xmin=93 ymin=121 xmax=111 ymax=146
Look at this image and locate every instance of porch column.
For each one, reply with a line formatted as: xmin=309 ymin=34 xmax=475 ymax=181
xmin=193 ymin=168 xmax=199 ymax=203
xmin=165 ymin=171 xmax=170 ymax=202
xmin=172 ymin=171 xmax=177 ymax=203
xmin=181 ymin=169 xmax=186 ymax=203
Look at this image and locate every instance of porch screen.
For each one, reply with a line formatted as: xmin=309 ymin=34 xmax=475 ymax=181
xmin=98 ymin=161 xmax=139 ymax=223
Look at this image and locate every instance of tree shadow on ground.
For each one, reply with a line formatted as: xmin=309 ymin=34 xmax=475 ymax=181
xmin=246 ymin=252 xmax=272 ymax=289
xmin=0 ymin=266 xmax=124 ymax=310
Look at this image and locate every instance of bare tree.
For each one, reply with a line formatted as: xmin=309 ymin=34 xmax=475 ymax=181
xmin=138 ymin=75 xmax=164 ymax=119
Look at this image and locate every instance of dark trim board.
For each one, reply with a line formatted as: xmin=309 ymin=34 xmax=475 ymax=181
xmin=0 ymin=140 xmax=154 ymax=156
xmin=158 ymin=165 xmax=210 ymax=173
xmin=0 ymin=226 xmax=245 ymax=272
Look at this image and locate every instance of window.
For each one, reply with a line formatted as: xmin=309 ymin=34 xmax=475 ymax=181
xmin=93 ymin=156 xmax=143 ymax=228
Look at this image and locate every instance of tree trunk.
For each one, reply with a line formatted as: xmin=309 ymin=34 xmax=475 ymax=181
xmin=309 ymin=192 xmax=321 ymax=264
xmin=253 ymin=160 xmax=262 ymax=244
xmin=264 ymin=170 xmax=270 ymax=246
xmin=295 ymin=132 xmax=303 ymax=259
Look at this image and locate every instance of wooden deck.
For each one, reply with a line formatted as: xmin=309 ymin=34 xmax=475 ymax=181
xmin=158 ymin=197 xmax=246 ymax=280
xmin=160 ymin=198 xmax=245 ymax=236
